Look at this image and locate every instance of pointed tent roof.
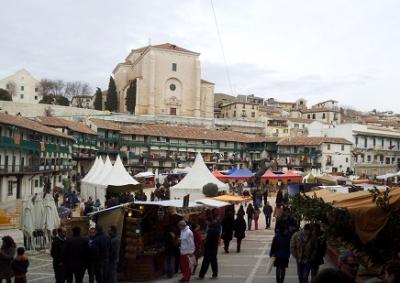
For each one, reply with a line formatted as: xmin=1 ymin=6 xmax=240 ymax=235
xmin=224 ymin=168 xmax=254 ymax=180
xmin=85 ymin=157 xmax=104 ymax=184
xmin=172 ymin=153 xmax=228 ymax=191
xmin=81 ymin=157 xmax=100 ymax=183
xmin=102 ymin=155 xmax=140 ymax=187
xmin=261 ymin=169 xmax=279 ymax=180
xmin=91 ymin=156 xmax=113 ymax=185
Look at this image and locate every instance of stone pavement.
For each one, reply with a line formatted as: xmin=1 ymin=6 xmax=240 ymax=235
xmin=26 ymin=219 xmax=331 ymax=283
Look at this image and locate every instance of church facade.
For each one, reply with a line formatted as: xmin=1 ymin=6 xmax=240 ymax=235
xmin=112 ymin=43 xmax=214 ymax=118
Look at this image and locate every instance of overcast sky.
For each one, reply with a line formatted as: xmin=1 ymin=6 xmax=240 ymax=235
xmin=1 ymin=0 xmax=399 ymax=112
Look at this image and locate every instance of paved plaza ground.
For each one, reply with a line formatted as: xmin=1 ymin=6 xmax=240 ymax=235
xmin=25 ymin=202 xmax=331 ymax=283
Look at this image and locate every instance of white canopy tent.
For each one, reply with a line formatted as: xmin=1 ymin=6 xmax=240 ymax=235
xmin=81 ymin=157 xmax=102 ymax=200
xmin=86 ymin=156 xmax=112 ymax=204
xmin=170 ymin=153 xmax=229 ymax=201
xmin=94 ymin=155 xmax=140 ymax=205
xmin=134 ymin=171 xmax=155 ymax=178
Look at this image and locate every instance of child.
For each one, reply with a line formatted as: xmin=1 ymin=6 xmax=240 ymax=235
xmin=11 ymin=247 xmax=29 ymax=283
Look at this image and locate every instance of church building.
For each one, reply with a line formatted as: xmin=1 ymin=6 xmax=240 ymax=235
xmin=112 ymin=43 xmax=214 ymax=118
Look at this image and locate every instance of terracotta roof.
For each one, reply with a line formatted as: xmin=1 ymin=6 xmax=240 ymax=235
xmin=0 ymin=113 xmax=73 ymax=139
xmin=277 ymin=137 xmax=352 ymax=146
xmin=120 ymin=124 xmax=265 ymax=143
xmin=90 ymin=119 xmax=121 ymax=131
xmin=37 ymin=117 xmax=96 ymax=135
xmin=301 ymin=108 xmax=340 ymax=113
xmin=133 ymin=43 xmax=199 ymax=55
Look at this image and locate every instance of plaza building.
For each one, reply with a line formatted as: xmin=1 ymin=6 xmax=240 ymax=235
xmin=0 ymin=69 xmax=42 ymax=104
xmin=0 ymin=113 xmax=73 ymax=204
xmin=309 ymin=122 xmax=400 ymax=176
xmin=112 ymin=43 xmax=214 ymax=117
xmin=276 ymin=136 xmax=352 ymax=173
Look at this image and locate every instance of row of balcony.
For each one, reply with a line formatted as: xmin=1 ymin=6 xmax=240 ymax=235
xmin=0 ymin=136 xmax=70 ymax=154
xmin=277 ymin=150 xmax=322 ymax=156
xmin=0 ymin=164 xmax=72 ymax=175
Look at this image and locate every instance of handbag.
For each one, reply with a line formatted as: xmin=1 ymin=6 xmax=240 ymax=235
xmin=266 ymin=256 xmax=275 ymax=274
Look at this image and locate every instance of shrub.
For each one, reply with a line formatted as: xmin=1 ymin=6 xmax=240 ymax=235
xmin=202 ymin=183 xmax=219 ymax=197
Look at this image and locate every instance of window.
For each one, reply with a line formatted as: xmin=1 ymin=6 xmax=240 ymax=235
xmin=34 ymin=180 xmax=38 ymax=187
xmin=170 ymin=108 xmax=176 ymax=115
xmin=251 ymin=112 xmax=255 ymax=118
xmin=252 ymin=105 xmax=255 ymax=109
xmin=364 ymin=137 xmax=367 ymax=148
xmin=35 ymin=87 xmax=38 ymax=92
xmin=382 ymin=139 xmax=384 ymax=147
xmin=367 ymin=155 xmax=371 ymax=162
xmin=312 ymin=114 xmax=316 ymax=119
xmin=275 ymin=129 xmax=279 ymax=133
xmin=34 ymin=96 xmax=38 ymax=100
xmin=20 ymin=94 xmax=24 ymax=99
xmin=346 ymin=157 xmax=349 ymax=163
xmin=169 ymin=84 xmax=176 ymax=91
xmin=355 ymin=136 xmax=358 ymax=146
xmin=386 ymin=157 xmax=391 ymax=164
xmin=20 ymin=86 xmax=24 ymax=91
xmin=242 ymin=104 xmax=245 ymax=109
xmin=172 ymin=63 xmax=177 ymax=71
xmin=59 ymin=175 xmax=62 ymax=182
xmin=327 ymin=144 xmax=331 ymax=150
xmin=341 ymin=145 xmax=345 ymax=151
xmin=307 ymin=114 xmax=311 ymax=119
xmin=322 ymin=113 xmax=326 ymax=119
xmin=8 ymin=181 xmax=13 ymax=196
xmin=233 ymin=111 xmax=236 ymax=117
xmin=373 ymin=137 xmax=376 ymax=147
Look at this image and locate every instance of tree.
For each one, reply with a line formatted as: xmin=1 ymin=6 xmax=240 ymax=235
xmin=39 ymin=95 xmax=55 ymax=104
xmin=39 ymin=79 xmax=65 ymax=97
xmin=55 ymin=95 xmax=70 ymax=106
xmin=125 ymin=80 xmax=137 ymax=114
xmin=202 ymin=183 xmax=219 ymax=197
xmin=105 ymin=76 xmax=118 ymax=112
xmin=65 ymin=81 xmax=91 ymax=101
xmin=0 ymin=89 xmax=12 ymax=101
xmin=94 ymin=87 xmax=103 ymax=110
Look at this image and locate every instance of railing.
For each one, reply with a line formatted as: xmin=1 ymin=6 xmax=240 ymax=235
xmin=0 ymin=164 xmax=72 ymax=174
xmin=277 ymin=150 xmax=322 ymax=156
xmin=97 ymin=136 xmax=120 ymax=142
xmin=76 ymin=138 xmax=97 ymax=147
xmin=0 ymin=136 xmax=70 ymax=154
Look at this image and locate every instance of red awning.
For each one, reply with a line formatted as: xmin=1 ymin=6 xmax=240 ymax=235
xmin=261 ymin=169 xmax=280 ymax=180
xmin=281 ymin=170 xmax=303 ymax=180
xmin=212 ymin=170 xmax=227 ymax=180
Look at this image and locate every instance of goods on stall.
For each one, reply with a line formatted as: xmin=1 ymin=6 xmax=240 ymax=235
xmin=123 ymin=216 xmax=144 ymax=259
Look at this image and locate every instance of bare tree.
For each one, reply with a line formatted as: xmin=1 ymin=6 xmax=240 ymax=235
xmin=65 ymin=81 xmax=92 ymax=107
xmin=39 ymin=79 xmax=65 ymax=97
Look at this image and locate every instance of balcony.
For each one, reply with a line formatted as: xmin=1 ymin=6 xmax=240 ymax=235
xmin=97 ymin=136 xmax=120 ymax=142
xmin=0 ymin=136 xmax=70 ymax=154
xmin=277 ymin=150 xmax=322 ymax=157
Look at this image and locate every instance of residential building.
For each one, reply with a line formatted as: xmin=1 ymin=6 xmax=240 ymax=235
xmin=291 ymin=108 xmax=341 ymax=124
xmin=309 ymin=122 xmax=400 ymax=176
xmin=0 ymin=69 xmax=41 ymax=104
xmin=113 ymin=43 xmax=214 ymax=117
xmin=276 ymin=137 xmax=352 ymax=173
xmin=0 ymin=113 xmax=73 ymax=203
xmin=264 ymin=98 xmax=307 ymax=111
xmin=36 ymin=117 xmax=97 ymax=176
xmin=70 ymin=95 xmax=94 ymax=109
xmin=265 ymin=119 xmax=290 ymax=137
xmin=87 ymin=119 xmax=121 ymax=159
xmin=312 ymin=99 xmax=339 ymax=110
xmin=220 ymin=101 xmax=259 ymax=121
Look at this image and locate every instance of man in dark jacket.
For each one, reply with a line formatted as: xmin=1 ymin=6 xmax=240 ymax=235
xmin=198 ymin=220 xmax=221 ymax=279
xmin=63 ymin=226 xmax=89 ymax=283
xmin=263 ymin=201 xmax=273 ymax=229
xmin=93 ymin=226 xmax=111 ymax=283
xmin=221 ymin=212 xmax=234 ymax=253
xmin=109 ymin=225 xmax=121 ymax=283
xmin=51 ymin=227 xmax=66 ymax=283
xmin=233 ymin=214 xmax=246 ymax=253
xmin=86 ymin=227 xmax=96 ymax=283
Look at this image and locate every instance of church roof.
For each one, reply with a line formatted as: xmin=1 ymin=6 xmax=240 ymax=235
xmin=133 ymin=43 xmax=199 ymax=55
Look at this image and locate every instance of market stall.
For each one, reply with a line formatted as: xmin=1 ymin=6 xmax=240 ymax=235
xmin=222 ymin=168 xmax=254 ymax=180
xmin=212 ymin=170 xmax=226 ymax=181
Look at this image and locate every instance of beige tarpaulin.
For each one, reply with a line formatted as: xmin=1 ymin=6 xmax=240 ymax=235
xmin=212 ymin=194 xmax=252 ymax=204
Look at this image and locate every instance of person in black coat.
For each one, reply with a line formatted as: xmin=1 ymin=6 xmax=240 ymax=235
xmin=51 ymin=227 xmax=67 ymax=283
xmin=86 ymin=227 xmax=96 ymax=283
xmin=109 ymin=225 xmax=121 ymax=283
xmin=93 ymin=226 xmax=111 ymax=283
xmin=221 ymin=212 xmax=235 ymax=253
xmin=233 ymin=214 xmax=246 ymax=253
xmin=63 ymin=226 xmax=89 ymax=283
xmin=198 ymin=220 xmax=221 ymax=279
xmin=246 ymin=204 xmax=255 ymax=230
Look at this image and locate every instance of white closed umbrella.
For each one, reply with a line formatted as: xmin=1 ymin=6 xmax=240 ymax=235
xmin=33 ymin=195 xmax=44 ymax=230
xmin=21 ymin=197 xmax=35 ymax=250
xmin=43 ymin=194 xmax=61 ymax=232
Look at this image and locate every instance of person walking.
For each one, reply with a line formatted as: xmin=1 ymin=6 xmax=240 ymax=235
xmin=11 ymin=247 xmax=29 ymax=283
xmin=164 ymin=227 xmax=178 ymax=279
xmin=93 ymin=226 xmax=111 ymax=283
xmin=0 ymin=236 xmax=16 ymax=283
xmin=198 ymin=220 xmax=221 ymax=280
xmin=109 ymin=225 xmax=121 ymax=283
xmin=246 ymin=203 xmax=255 ymax=230
xmin=178 ymin=220 xmax=195 ymax=283
xmin=273 ymin=204 xmax=283 ymax=222
xmin=263 ymin=188 xmax=269 ymax=206
xmin=310 ymin=224 xmax=327 ymax=279
xmin=51 ymin=227 xmax=67 ymax=283
xmin=290 ymin=224 xmax=318 ymax=283
xmin=86 ymin=227 xmax=96 ymax=283
xmin=63 ymin=226 xmax=89 ymax=283
xmin=233 ymin=214 xmax=246 ymax=253
xmin=192 ymin=224 xmax=203 ymax=275
xmin=254 ymin=206 xmax=261 ymax=230
xmin=221 ymin=212 xmax=234 ymax=253
xmin=276 ymin=188 xmax=283 ymax=205
xmin=263 ymin=201 xmax=273 ymax=229
xmin=237 ymin=205 xmax=245 ymax=218
xmin=270 ymin=225 xmax=291 ymax=283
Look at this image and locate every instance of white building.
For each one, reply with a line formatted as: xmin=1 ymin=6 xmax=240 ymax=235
xmin=0 ymin=113 xmax=73 ymax=204
xmin=0 ymin=69 xmax=41 ymax=104
xmin=113 ymin=43 xmax=214 ymax=117
xmin=312 ymin=99 xmax=339 ymax=110
xmin=276 ymin=136 xmax=352 ymax=173
xmin=308 ymin=122 xmax=400 ymax=176
xmin=71 ymin=95 xmax=94 ymax=109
